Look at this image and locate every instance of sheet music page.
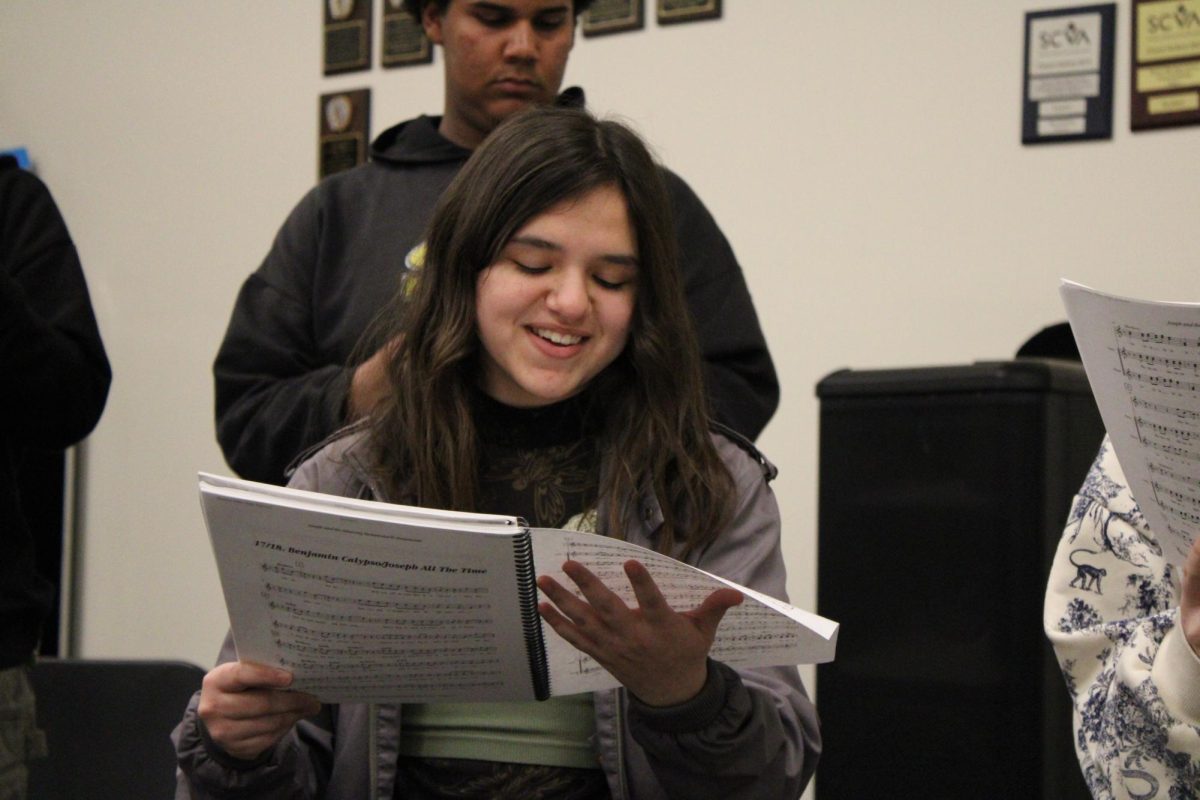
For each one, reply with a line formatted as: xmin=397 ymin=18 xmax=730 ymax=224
xmin=199 ymin=477 xmax=539 ymax=703
xmin=1061 ymin=280 xmax=1200 ymax=568
xmin=529 ymin=528 xmax=839 ymax=697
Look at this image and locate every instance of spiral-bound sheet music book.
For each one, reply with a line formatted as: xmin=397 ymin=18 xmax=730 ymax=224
xmin=198 ymin=472 xmax=838 ymax=703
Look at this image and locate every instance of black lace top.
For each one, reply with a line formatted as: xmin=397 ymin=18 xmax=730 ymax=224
xmin=394 ymin=390 xmax=611 ymax=800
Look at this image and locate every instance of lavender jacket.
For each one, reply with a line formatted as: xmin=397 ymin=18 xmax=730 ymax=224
xmin=174 ymin=430 xmax=820 ymax=799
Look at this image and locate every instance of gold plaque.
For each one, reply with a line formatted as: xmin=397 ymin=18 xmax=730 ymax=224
xmin=583 ymin=0 xmax=644 ymax=37
xmin=382 ymin=4 xmax=433 ymax=67
xmin=657 ymin=0 xmax=720 ymax=25
xmin=318 ymin=89 xmax=371 ymax=179
xmin=324 ymin=0 xmax=373 ymax=75
xmin=1132 ymin=0 xmax=1200 ymax=130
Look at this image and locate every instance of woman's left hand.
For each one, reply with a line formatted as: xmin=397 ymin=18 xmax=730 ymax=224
xmin=537 ymin=559 xmax=743 ymax=707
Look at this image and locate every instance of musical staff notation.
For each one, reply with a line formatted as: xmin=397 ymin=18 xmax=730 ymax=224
xmin=276 ymin=640 xmax=497 ymax=660
xmin=261 ymin=580 xmax=490 ymax=613
xmin=261 ymin=563 xmax=487 ymax=596
xmin=1063 ymin=280 xmax=1200 ymax=569
xmin=266 ymin=600 xmax=492 ymax=628
xmin=1114 ymin=325 xmax=1200 ymax=349
xmin=1139 ymin=437 xmax=1200 ymax=463
xmin=1148 ymin=462 xmax=1193 ymax=486
xmin=1123 ymin=369 xmax=1200 ymax=393
xmin=1151 ymin=482 xmax=1200 ymax=512
xmin=1132 ymin=397 xmax=1200 ymax=421
xmin=1161 ymin=501 xmax=1200 ymax=526
xmin=271 ymin=620 xmax=496 ymax=643
xmin=1135 ymin=418 xmax=1200 ymax=445
xmin=1118 ymin=347 xmax=1200 ymax=374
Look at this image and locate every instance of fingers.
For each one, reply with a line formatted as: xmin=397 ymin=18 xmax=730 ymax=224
xmin=537 ymin=559 xmax=741 ymax=707
xmin=536 ymin=573 xmax=590 ymax=625
xmin=538 ymin=561 xmax=630 ymax=623
xmin=562 ymin=560 xmax=630 ymax=618
xmin=694 ymin=587 xmax=744 ymax=616
xmin=539 ymin=559 xmax=741 ymax=625
xmin=1180 ymin=538 xmax=1200 ymax=654
xmin=623 ymin=560 xmax=669 ymax=615
xmin=688 ymin=588 xmax=744 ymax=637
xmin=1181 ymin=538 xmax=1200 ymax=616
xmin=1183 ymin=537 xmax=1200 ymax=591
xmin=198 ymin=661 xmax=321 ymax=761
xmin=203 ymin=662 xmax=320 ymax=718
xmin=207 ymin=660 xmax=292 ymax=694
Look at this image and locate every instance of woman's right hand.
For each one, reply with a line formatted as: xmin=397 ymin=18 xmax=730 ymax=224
xmin=197 ymin=661 xmax=322 ymax=761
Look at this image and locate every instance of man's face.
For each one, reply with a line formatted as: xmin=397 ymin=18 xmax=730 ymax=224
xmin=423 ymin=0 xmax=576 ymax=149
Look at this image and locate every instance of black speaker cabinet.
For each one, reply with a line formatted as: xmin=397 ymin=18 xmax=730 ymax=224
xmin=815 ymin=360 xmax=1104 ymax=800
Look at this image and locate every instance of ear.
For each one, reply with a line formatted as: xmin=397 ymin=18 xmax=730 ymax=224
xmin=422 ymin=2 xmax=445 ymax=45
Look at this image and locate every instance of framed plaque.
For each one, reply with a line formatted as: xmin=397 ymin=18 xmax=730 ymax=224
xmin=318 ymin=89 xmax=371 ymax=179
xmin=657 ymin=0 xmax=720 ymax=26
xmin=323 ymin=0 xmax=373 ymax=76
xmin=583 ymin=0 xmax=644 ymax=37
xmin=1021 ymin=4 xmax=1116 ymax=144
xmin=382 ymin=0 xmax=433 ymax=67
xmin=1132 ymin=0 xmax=1200 ymax=130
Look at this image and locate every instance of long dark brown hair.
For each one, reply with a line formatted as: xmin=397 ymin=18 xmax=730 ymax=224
xmin=369 ymin=106 xmax=734 ymax=557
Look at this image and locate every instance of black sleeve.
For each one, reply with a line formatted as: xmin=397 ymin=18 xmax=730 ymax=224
xmin=664 ymin=170 xmax=779 ymax=441
xmin=213 ymin=187 xmax=353 ymax=485
xmin=0 ymin=168 xmax=111 ymax=447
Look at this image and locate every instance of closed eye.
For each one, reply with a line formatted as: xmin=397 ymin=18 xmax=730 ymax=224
xmin=473 ymin=6 xmax=514 ymax=27
xmin=594 ymin=275 xmax=630 ymax=290
xmin=533 ymin=11 xmax=569 ymax=31
xmin=513 ymin=259 xmax=551 ymax=275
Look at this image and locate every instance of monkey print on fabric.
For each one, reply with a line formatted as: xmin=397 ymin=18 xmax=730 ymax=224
xmin=1044 ymin=438 xmax=1200 ymax=799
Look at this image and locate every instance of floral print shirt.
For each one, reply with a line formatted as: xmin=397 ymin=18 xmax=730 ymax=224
xmin=1045 ymin=436 xmax=1200 ymax=799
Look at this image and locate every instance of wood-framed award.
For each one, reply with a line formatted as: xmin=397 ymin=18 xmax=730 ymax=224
xmin=382 ymin=0 xmax=433 ymax=67
xmin=323 ymin=0 xmax=373 ymax=75
xmin=1131 ymin=0 xmax=1200 ymax=130
xmin=583 ymin=0 xmax=644 ymax=38
xmin=318 ymin=89 xmax=371 ymax=179
xmin=656 ymin=0 xmax=720 ymax=26
xmin=1021 ymin=4 xmax=1116 ymax=144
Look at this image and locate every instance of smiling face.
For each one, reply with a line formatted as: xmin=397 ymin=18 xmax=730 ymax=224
xmin=475 ymin=184 xmax=637 ymax=408
xmin=423 ymin=0 xmax=576 ymax=149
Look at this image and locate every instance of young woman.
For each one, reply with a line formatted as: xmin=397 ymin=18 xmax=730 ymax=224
xmin=174 ymin=106 xmax=818 ymax=800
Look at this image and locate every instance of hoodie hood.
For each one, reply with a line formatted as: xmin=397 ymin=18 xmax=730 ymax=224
xmin=369 ymin=87 xmax=588 ymax=167
xmin=369 ymin=115 xmax=470 ymax=167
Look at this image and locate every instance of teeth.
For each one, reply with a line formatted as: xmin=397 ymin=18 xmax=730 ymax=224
xmin=534 ymin=328 xmax=582 ymax=346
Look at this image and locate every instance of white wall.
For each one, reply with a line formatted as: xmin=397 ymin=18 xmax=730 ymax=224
xmin=2 ymin=0 xmax=1196 ymax=695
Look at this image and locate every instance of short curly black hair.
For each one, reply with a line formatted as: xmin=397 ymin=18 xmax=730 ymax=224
xmin=400 ymin=0 xmax=597 ymax=24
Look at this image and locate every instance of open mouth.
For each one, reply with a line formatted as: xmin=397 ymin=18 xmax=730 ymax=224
xmin=532 ymin=327 xmax=583 ymax=346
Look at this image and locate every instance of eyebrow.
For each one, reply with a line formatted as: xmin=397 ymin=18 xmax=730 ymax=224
xmin=509 ymin=235 xmax=639 ymax=268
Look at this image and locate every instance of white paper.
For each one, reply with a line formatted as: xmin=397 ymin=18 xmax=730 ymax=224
xmin=530 ymin=528 xmax=839 ymax=696
xmin=199 ymin=474 xmax=839 ymax=703
xmin=1061 ymin=280 xmax=1200 ymax=568
xmin=200 ymin=476 xmax=535 ymax=703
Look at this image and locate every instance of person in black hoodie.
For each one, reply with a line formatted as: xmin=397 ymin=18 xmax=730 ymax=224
xmin=213 ymin=0 xmax=779 ymax=486
xmin=0 ymin=156 xmax=111 ymax=799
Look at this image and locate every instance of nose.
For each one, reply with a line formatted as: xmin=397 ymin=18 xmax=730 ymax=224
xmin=545 ymin=269 xmax=589 ymax=321
xmin=503 ymin=21 xmax=537 ymax=62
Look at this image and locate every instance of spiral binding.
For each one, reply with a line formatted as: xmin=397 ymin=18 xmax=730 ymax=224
xmin=513 ymin=529 xmax=551 ymax=700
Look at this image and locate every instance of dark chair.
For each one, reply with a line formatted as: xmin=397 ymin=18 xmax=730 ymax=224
xmin=1016 ymin=320 xmax=1080 ymax=361
xmin=27 ymin=658 xmax=205 ymax=800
